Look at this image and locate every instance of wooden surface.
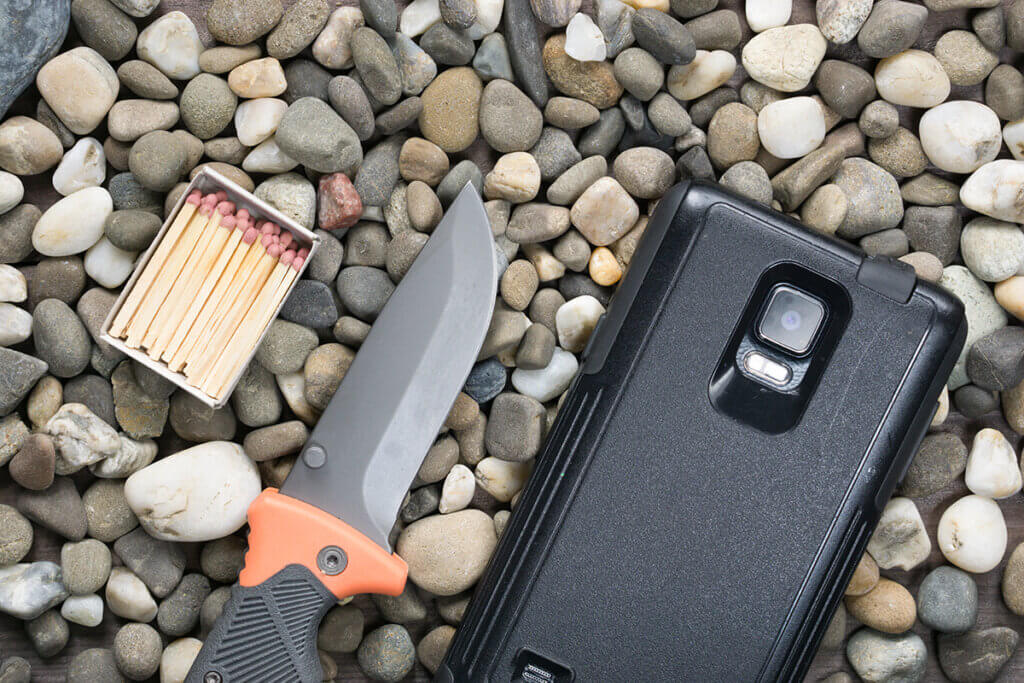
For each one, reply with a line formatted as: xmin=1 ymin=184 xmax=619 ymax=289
xmin=5 ymin=1 xmax=1024 ymax=682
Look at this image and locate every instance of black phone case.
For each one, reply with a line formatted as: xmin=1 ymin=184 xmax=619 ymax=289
xmin=439 ymin=181 xmax=967 ymax=683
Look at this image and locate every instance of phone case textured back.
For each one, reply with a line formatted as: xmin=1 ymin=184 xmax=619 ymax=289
xmin=440 ymin=182 xmax=966 ymax=683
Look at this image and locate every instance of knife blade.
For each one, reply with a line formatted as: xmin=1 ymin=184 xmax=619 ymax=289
xmin=187 ymin=185 xmax=497 ymax=683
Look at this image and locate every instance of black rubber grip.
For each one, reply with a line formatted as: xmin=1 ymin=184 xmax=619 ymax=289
xmin=185 ymin=565 xmax=335 ymax=683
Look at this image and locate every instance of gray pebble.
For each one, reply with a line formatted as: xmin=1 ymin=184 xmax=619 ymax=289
xmin=179 ymin=74 xmax=236 ymax=140
xmin=376 ymin=97 xmax=423 ymax=135
xmin=833 ymin=158 xmax=903 ymax=239
xmin=361 ymin=0 xmax=398 ymax=37
xmin=111 ymin=362 xmax=168 ymax=439
xmin=71 ymin=0 xmax=137 ymax=62
xmin=319 ymin=604 xmax=364 ymax=654
xmin=371 ymin=583 xmax=427 ymax=623
xmin=400 ymin=485 xmax=440 ymax=523
xmin=82 ymin=479 xmax=138 ymax=542
xmin=67 ymin=648 xmax=123 ymax=683
xmin=280 ymin=280 xmax=339 ymax=328
xmin=231 ymin=362 xmax=283 ymax=428
xmin=504 ymin=0 xmax=549 ymax=108
xmin=169 ymin=392 xmax=236 ymax=442
xmin=113 ymin=527 xmax=185 ymax=598
xmin=898 ymin=432 xmax=967 ymax=498
xmin=267 ymin=0 xmax=330 ymax=60
xmin=0 ymin=205 xmax=40 ymax=264
xmin=473 ymin=33 xmax=513 ymax=81
xmin=108 ymin=172 xmax=162 ymax=213
xmin=547 ymin=156 xmax=607 ymax=206
xmin=463 ymin=358 xmax=507 ymax=403
xmin=157 ymin=573 xmax=210 ymax=637
xmin=973 ymin=6 xmax=1005 ymax=51
xmin=0 ymin=657 xmax=31 ymax=683
xmin=436 ymin=592 xmax=470 ymax=624
xmin=32 ymin=299 xmax=90 ymax=379
xmin=847 ymin=628 xmax=927 ymax=683
xmin=357 ymin=624 xmax=416 ymax=682
xmin=26 ymin=609 xmax=69 ymax=658
xmin=105 ymin=210 xmax=161 ymax=252
xmin=507 ymin=204 xmax=570 ymax=244
xmin=9 ymin=433 xmax=55 ymax=491
xmin=902 ymin=205 xmax=961 ymax=266
xmin=676 ymin=146 xmax=715 ymax=181
xmin=113 ymin=622 xmax=162 ymax=680
xmin=619 ymin=94 xmax=646 ymax=131
xmin=61 ymin=539 xmax=111 ymax=595
xmin=206 ymin=0 xmax=283 ymax=45
xmin=647 ymin=93 xmax=690 ymax=137
xmin=720 ymin=161 xmax=772 ymax=205
xmin=613 ymin=48 xmax=664 ymax=102
xmin=935 ymin=30 xmax=997 ymax=87
xmin=336 ymin=266 xmax=395 ymax=321
xmin=614 ymin=146 xmax=675 ymax=199
xmin=480 ymin=80 xmax=544 ymax=153
xmin=815 ymin=61 xmax=875 ymax=120
xmin=437 ymin=160 xmax=483 ymax=206
xmin=859 ymin=100 xmax=900 ymax=139
xmin=277 ymin=97 xmax=362 ymax=175
xmin=0 ymin=348 xmax=48 ymax=417
xmin=17 ymin=476 xmax=86 ymax=540
xmin=421 ymin=23 xmax=475 ymax=66
xmin=516 ymin=323 xmax=556 ymax=370
xmin=128 ymin=131 xmax=188 ymax=192
xmin=37 ymin=100 xmax=76 ymax=150
xmin=560 ymin=272 xmax=612 ymax=305
xmin=485 ymin=393 xmax=544 ymax=462
xmin=552 ymin=230 xmax=590 ymax=272
xmin=684 ymin=9 xmax=740 ymax=50
xmin=283 ymin=59 xmax=332 ymax=103
xmin=0 ymin=505 xmax=32 ymax=566
xmin=200 ymin=586 xmax=231 ymax=635
xmin=204 ymin=136 xmax=249 ymax=164
xmin=985 ymin=64 xmax=1024 ymax=122
xmin=352 ymin=27 xmax=402 ymax=106
xmin=967 ymin=327 xmax=1024 ymax=391
xmin=530 ymin=127 xmax=582 ymax=182
xmin=385 ymin=230 xmax=428 ymax=281
xmin=670 ymin=0 xmax=719 ymax=19
xmin=860 ymin=228 xmax=909 ymax=258
xmin=857 ymin=0 xmax=928 ymax=59
xmin=545 ymin=96 xmax=600 ymax=129
xmin=198 ymin=45 xmax=262 ymax=75
xmin=256 ymin=319 xmax=319 ymax=374
xmin=27 ymin=256 xmax=86 ymax=309
xmin=333 ymin=315 xmax=372 ymax=348
xmin=242 ymin=420 xmax=309 ymax=463
xmin=953 ymin=384 xmax=998 ymax=419
xmin=355 ymin=135 xmax=404 ymax=206
xmin=308 ymin=229 xmax=345 ymax=283
xmin=632 ymin=8 xmax=696 ymax=64
xmin=918 ymin=566 xmax=978 ymax=633
xmin=938 ymin=627 xmax=1019 ymax=683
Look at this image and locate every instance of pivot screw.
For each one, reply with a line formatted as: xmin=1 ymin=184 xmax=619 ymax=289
xmin=317 ymin=546 xmax=348 ymax=576
xmin=303 ymin=445 xmax=326 ymax=469
xmin=204 ymin=672 xmax=222 ymax=683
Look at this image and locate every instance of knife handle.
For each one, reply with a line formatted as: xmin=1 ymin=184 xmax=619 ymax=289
xmin=186 ymin=489 xmax=408 ymax=683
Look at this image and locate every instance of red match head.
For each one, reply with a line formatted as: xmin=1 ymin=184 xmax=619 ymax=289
xmin=186 ymin=190 xmax=202 ymax=205
xmin=280 ymin=249 xmax=295 ymax=266
xmin=220 ymin=214 xmax=237 ymax=229
xmin=261 ymin=233 xmax=276 ymax=248
xmin=259 ymin=221 xmax=276 ymax=235
xmin=278 ymin=232 xmax=294 ymax=248
xmin=292 ymin=256 xmax=305 ymax=271
xmin=267 ymin=243 xmax=283 ymax=258
xmin=236 ymin=209 xmax=250 ymax=222
xmin=297 ymin=248 xmax=309 ymax=260
xmin=242 ymin=227 xmax=258 ymax=244
xmin=215 ymin=191 xmax=228 ymax=202
xmin=217 ymin=201 xmax=235 ymax=215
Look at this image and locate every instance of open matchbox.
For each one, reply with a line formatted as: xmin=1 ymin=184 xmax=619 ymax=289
xmin=100 ymin=167 xmax=321 ymax=408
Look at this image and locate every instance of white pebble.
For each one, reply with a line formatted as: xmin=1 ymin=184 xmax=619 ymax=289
xmin=816 ymin=0 xmax=872 ymax=44
xmin=136 ymin=11 xmax=202 ymax=80
xmin=276 ymin=372 xmax=321 ymax=425
xmin=919 ymin=101 xmax=1001 ymax=174
xmin=965 ymin=428 xmax=1022 ymax=499
xmin=565 ymin=13 xmax=607 ymax=62
xmin=474 ymin=457 xmax=531 ymax=502
xmin=960 ymin=217 xmax=1024 ymax=283
xmin=51 ymin=137 xmax=106 ymax=197
xmin=746 ymin=0 xmax=791 ymax=32
xmin=483 ymin=152 xmax=541 ymax=203
xmin=399 ymin=0 xmax=440 ymax=37
xmin=313 ymin=6 xmax=365 ymax=70
xmin=555 ymin=295 xmax=606 ymax=353
xmin=439 ymin=464 xmax=475 ymax=514
xmin=940 ymin=265 xmax=1008 ymax=390
xmin=125 ymin=441 xmax=262 ymax=542
xmin=0 ymin=171 xmax=23 ymax=215
xmin=32 ymin=186 xmax=112 ymax=257
xmin=866 ymin=497 xmax=931 ymax=571
xmin=84 ymin=237 xmax=137 ymax=289
xmin=91 ymin=433 xmax=158 ymax=478
xmin=512 ymin=348 xmax=579 ymax=402
xmin=61 ymin=594 xmax=103 ymax=627
xmin=741 ymin=24 xmax=826 ymax=92
xmin=0 ymin=303 xmax=32 ymax=346
xmin=961 ymin=160 xmax=1024 ymax=224
xmin=521 ymin=243 xmax=566 ymax=282
xmin=667 ymin=50 xmax=737 ymax=101
xmin=932 ymin=386 xmax=949 ymax=428
xmin=46 ymin=403 xmax=121 ymax=475
xmin=466 ymin=0 xmax=504 ymax=40
xmin=233 ymin=98 xmax=288 ymax=147
xmin=160 ymin=637 xmax=203 ymax=683
xmin=0 ymin=264 xmax=27 ymax=303
xmin=874 ymin=50 xmax=950 ymax=108
xmin=757 ymin=97 xmax=825 ymax=159
xmin=938 ymin=494 xmax=1007 ymax=573
xmin=242 ymin=138 xmax=300 ymax=174
xmin=105 ymin=567 xmax=157 ymax=622
xmin=1003 ymin=119 xmax=1024 ymax=160
xmin=570 ymin=176 xmax=639 ymax=246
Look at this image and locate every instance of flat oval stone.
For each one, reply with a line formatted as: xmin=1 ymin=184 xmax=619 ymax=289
xmin=32 ymin=187 xmax=112 ymax=257
xmin=0 ymin=0 xmax=71 ymax=118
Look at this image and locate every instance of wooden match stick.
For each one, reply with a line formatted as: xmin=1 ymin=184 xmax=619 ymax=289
xmin=166 ymin=220 xmax=260 ymax=372
xmin=108 ymin=190 xmax=202 ymax=338
xmin=143 ymin=200 xmax=236 ymax=353
xmin=159 ymin=211 xmax=249 ymax=363
xmin=187 ymin=238 xmax=282 ymax=384
xmin=125 ymin=194 xmax=219 ymax=347
xmin=203 ymin=248 xmax=298 ymax=396
xmin=181 ymin=223 xmax=279 ymax=370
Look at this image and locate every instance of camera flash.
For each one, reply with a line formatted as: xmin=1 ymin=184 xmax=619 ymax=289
xmin=743 ymin=351 xmax=792 ymax=386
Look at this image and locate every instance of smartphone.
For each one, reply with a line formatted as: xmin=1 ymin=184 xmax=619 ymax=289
xmin=439 ymin=181 xmax=966 ymax=682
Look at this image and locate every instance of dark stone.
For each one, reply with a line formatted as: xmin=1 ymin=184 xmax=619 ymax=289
xmin=559 ymin=273 xmax=612 ymax=307
xmin=676 ymin=146 xmax=715 ymax=181
xmin=631 ymin=8 xmax=696 ymax=65
xmin=0 ymin=347 xmax=48 ymax=416
xmin=953 ymin=384 xmax=999 ymax=419
xmin=503 ymin=0 xmax=549 ymax=108
xmin=689 ymin=87 xmax=739 ymax=129
xmin=0 ymin=0 xmax=71 ymax=118
xmin=113 ymin=527 xmax=186 ymax=598
xmin=938 ymin=627 xmax=1019 ymax=683
xmin=967 ymin=327 xmax=1024 ymax=391
xmin=284 ymin=59 xmax=332 ymax=103
xmin=279 ymin=279 xmax=339 ymax=328
xmin=464 ymin=358 xmax=507 ymax=403
xmin=902 ymin=205 xmax=961 ymax=266
xmin=918 ymin=566 xmax=978 ymax=633
xmin=420 ymin=23 xmax=475 ymax=66
xmin=897 ymin=432 xmax=968 ymax=498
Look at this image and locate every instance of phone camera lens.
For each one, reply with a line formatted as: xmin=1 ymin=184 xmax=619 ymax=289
xmin=757 ymin=286 xmax=826 ymax=355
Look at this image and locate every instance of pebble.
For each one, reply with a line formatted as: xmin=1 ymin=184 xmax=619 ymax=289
xmin=859 ymin=100 xmax=899 ymax=140
xmin=357 ymin=624 xmax=416 ymax=682
xmin=351 ymin=28 xmax=402 ymax=105
xmin=867 ymin=496 xmax=931 ymax=571
xmin=439 ymin=464 xmax=475 ymax=514
xmin=564 ymin=13 xmax=606 ymax=63
xmin=9 ymin=432 xmax=55 ymax=490
xmin=417 ymin=67 xmax=482 ymax=154
xmin=0 ymin=117 xmax=63 ymax=176
xmin=0 ymin=172 xmax=23 ymax=216
xmin=199 ymin=536 xmax=246 ymax=583
xmin=396 ymin=509 xmax=498 ymax=595
xmin=114 ymin=622 xmax=162 ymax=680
xmin=0 ymin=505 xmax=32 ymax=566
xmin=0 ymin=265 xmax=27 ymax=303
xmin=463 ymin=359 xmax=508 ymax=403
xmin=816 ymin=0 xmax=872 ymax=44
xmin=105 ymin=567 xmax=157 ymax=622
xmin=317 ymin=172 xmax=362 ymax=231
xmin=918 ymin=101 xmax=1001 ymax=175
xmin=160 ymin=638 xmax=202 ymax=683
xmin=530 ymin=0 xmax=580 ymax=27
xmin=0 ymin=205 xmax=39 ymax=265
xmin=0 ymin=562 xmax=68 ymax=620
xmin=135 ymin=12 xmax=202 ymax=81
xmin=0 ymin=303 xmax=30 ymax=348
xmin=399 ymin=138 xmax=449 ymax=186
xmin=846 ymin=553 xmax=880 ymax=597
xmin=570 ymin=177 xmax=639 ymax=247
xmin=902 ymin=206 xmax=961 ymax=266
xmin=50 ymin=137 xmax=105 ymax=197
xmin=67 ymin=648 xmax=122 ymax=682
xmin=756 ymin=97 xmax=825 ymax=160
xmin=944 ymin=265 xmax=1008 ymax=389
xmin=227 ymin=58 xmax=287 ymax=100
xmin=938 ymin=628 xmax=1020 ymax=683
xmin=868 ymin=127 xmax=928 ymax=179
xmin=242 ymin=420 xmax=308 ymax=463
xmin=26 ymin=609 xmax=69 ymax=658
xmin=400 ymin=0 xmax=441 ymax=37
xmin=846 ymin=629 xmax=927 ymax=683
xmin=268 ymin=0 xmax=330 ymax=60
xmin=31 ymin=300 xmax=91 ymax=380
xmin=0 ymin=657 xmax=31 ymax=683
xmin=34 ymin=47 xmax=118 ymax=138
xmin=479 ymin=80 xmax=543 ymax=154
xmin=61 ymin=594 xmax=103 ymax=627
xmin=157 ymin=573 xmax=210 ymax=637
xmin=277 ymin=97 xmax=362 ymax=175
xmin=845 ymin=578 xmax=916 ymax=634
xmin=964 ymin=427 xmax=1023 ymax=499
xmin=667 ymin=50 xmax=736 ymax=100
xmin=105 ymin=209 xmax=161 ymax=252
xmin=319 ymin=604 xmax=365 ymax=654
xmin=506 ymin=204 xmax=569 ymax=244
xmin=918 ymin=566 xmax=978 ymax=633
xmin=939 ymin=494 xmax=1007 ymax=573
xmin=60 ymin=539 xmax=111 ymax=596
xmin=0 ymin=348 xmax=48 ymax=417
xmin=418 ymin=625 xmax=455 ymax=674
xmin=386 ymin=231 xmax=427 ymax=281
xmin=109 ymin=362 xmax=168 ymax=440
xmin=613 ymin=146 xmax=675 ymax=199
xmin=741 ymin=25 xmax=826 ymax=92
xmin=899 ymin=432 xmax=968 ymax=498
xmin=206 ymin=0 xmax=282 ymax=46
xmin=128 ymin=131 xmax=189 ymax=192
xmin=961 ymin=160 xmax=1024 ymax=224
xmin=832 ymin=158 xmax=903 ymax=239
xmin=256 ymin=320 xmax=319 ymax=374
xmin=472 ymin=33 xmax=513 ymax=83
xmin=125 ymin=441 xmax=260 ymax=542
xmin=27 ymin=376 xmax=60 ymax=430
xmin=858 ymin=1 xmax=928 ymax=58
xmin=935 ymin=30 xmax=998 ymax=87
xmin=543 ymin=34 xmax=623 ymax=109
xmin=32 ymin=187 xmax=112 ymax=258
xmin=875 ymin=50 xmax=951 ymax=108
xmin=304 ymin=343 xmax=355 ymax=409
xmin=985 ymin=65 xmax=1024 ymax=121
xmin=511 ymin=348 xmax=578 ymax=402
xmin=964 ymin=217 xmax=1024 ymax=284
xmin=439 ymin=0 xmax=475 ymax=29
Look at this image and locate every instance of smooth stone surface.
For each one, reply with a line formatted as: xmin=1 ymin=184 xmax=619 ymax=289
xmin=940 ymin=265 xmax=1008 ymax=389
xmin=136 ymin=11 xmax=202 ymax=80
xmin=846 ymin=629 xmax=927 ymax=683
xmin=396 ymin=510 xmax=498 ymax=595
xmin=0 ymin=562 xmax=68 ymax=620
xmin=938 ymin=494 xmax=1008 ymax=573
xmin=0 ymin=0 xmax=71 ymax=118
xmin=867 ymin=496 xmax=931 ymax=571
xmin=875 ymin=50 xmax=951 ymax=108
xmin=741 ymin=24 xmax=826 ymax=92
xmin=918 ymin=566 xmax=978 ymax=634
xmin=919 ymin=101 xmax=1001 ymax=174
xmin=32 ymin=187 xmax=111 ymax=257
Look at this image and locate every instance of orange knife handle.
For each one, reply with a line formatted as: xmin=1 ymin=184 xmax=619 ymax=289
xmin=185 ymin=490 xmax=408 ymax=683
xmin=240 ymin=488 xmax=408 ymax=598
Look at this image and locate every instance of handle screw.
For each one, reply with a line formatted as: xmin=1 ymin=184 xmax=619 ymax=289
xmin=317 ymin=546 xmax=348 ymax=575
xmin=204 ymin=673 xmax=222 ymax=683
xmin=303 ymin=445 xmax=327 ymax=469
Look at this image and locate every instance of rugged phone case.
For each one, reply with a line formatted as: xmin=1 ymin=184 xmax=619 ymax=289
xmin=439 ymin=181 xmax=967 ymax=682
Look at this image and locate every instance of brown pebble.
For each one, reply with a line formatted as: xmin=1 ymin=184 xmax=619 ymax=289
xmin=845 ymin=578 xmax=916 ymax=634
xmin=845 ymin=552 xmax=880 ymax=597
xmin=9 ymin=433 xmax=57 ymax=491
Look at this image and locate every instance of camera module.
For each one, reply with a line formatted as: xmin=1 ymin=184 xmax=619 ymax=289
xmin=757 ymin=285 xmax=826 ymax=355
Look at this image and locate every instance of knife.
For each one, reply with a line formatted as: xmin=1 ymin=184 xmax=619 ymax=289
xmin=186 ymin=186 xmax=498 ymax=683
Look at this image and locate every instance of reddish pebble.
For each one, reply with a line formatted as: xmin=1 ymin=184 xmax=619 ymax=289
xmin=318 ymin=173 xmax=362 ymax=231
